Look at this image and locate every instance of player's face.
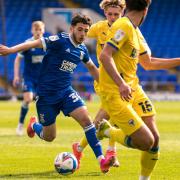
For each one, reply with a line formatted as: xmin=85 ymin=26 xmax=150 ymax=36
xmin=104 ymin=6 xmax=122 ymax=26
xmin=31 ymin=26 xmax=45 ymax=39
xmin=70 ymin=23 xmax=90 ymax=44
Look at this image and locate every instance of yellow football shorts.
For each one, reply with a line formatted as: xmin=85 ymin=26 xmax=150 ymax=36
xmin=99 ymin=85 xmax=156 ymax=135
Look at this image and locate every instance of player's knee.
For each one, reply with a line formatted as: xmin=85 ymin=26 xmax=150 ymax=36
xmin=81 ymin=117 xmax=93 ymax=128
xmin=133 ymin=134 xmax=154 ymax=151
xmin=140 ymin=136 xmax=154 ymax=151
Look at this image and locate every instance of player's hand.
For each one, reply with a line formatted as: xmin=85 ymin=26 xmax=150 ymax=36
xmin=0 ymin=45 xmax=11 ymax=56
xmin=13 ymin=76 xmax=20 ymax=87
xmin=119 ymin=82 xmax=134 ymax=102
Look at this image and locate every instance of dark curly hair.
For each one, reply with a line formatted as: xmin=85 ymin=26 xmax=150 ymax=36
xmin=71 ymin=13 xmax=92 ymax=27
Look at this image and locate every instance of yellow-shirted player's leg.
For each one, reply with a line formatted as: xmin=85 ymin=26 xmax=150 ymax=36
xmin=94 ymin=108 xmax=120 ymax=167
xmin=109 ymin=127 xmax=127 ymax=147
xmin=108 ymin=137 xmax=116 ymax=147
xmin=98 ymin=120 xmax=134 ymax=148
xmin=94 ymin=81 xmax=117 ymax=155
xmin=99 ymin=91 xmax=155 ymax=150
xmin=100 ymin=92 xmax=144 ymax=136
xmin=79 ymin=135 xmax=88 ymax=149
xmin=132 ymin=86 xmax=159 ymax=180
xmin=140 ymin=148 xmax=160 ymax=179
xmin=98 ymin=91 xmax=159 ymax=179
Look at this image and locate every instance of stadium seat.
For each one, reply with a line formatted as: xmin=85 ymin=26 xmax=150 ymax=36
xmin=1 ymin=0 xmax=64 ymax=82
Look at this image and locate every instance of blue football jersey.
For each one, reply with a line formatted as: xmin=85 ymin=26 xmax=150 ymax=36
xmin=18 ymin=37 xmax=45 ymax=81
xmin=37 ymin=32 xmax=90 ymax=98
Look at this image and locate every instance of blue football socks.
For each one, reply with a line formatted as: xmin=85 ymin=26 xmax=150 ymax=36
xmin=84 ymin=124 xmax=103 ymax=158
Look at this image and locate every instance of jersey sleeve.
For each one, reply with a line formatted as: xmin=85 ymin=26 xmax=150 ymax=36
xmin=41 ymin=35 xmax=61 ymax=51
xmin=136 ymin=28 xmax=150 ymax=56
xmin=106 ymin=20 xmax=129 ymax=50
xmin=87 ymin=23 xmax=98 ymax=38
xmin=17 ymin=51 xmax=24 ymax=58
xmin=17 ymin=39 xmax=28 ymax=58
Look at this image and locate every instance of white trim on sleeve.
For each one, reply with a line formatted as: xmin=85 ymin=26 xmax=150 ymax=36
xmin=40 ymin=37 xmax=47 ymax=52
xmin=17 ymin=52 xmax=24 ymax=58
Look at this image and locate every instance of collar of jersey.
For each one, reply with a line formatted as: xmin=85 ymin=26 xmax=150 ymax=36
xmin=69 ymin=34 xmax=81 ymax=48
xmin=125 ymin=16 xmax=137 ymax=29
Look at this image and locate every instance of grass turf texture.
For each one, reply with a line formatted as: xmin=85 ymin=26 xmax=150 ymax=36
xmin=0 ymin=101 xmax=180 ymax=180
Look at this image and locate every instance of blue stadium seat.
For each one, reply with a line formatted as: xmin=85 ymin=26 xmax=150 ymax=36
xmin=1 ymin=0 xmax=64 ymax=82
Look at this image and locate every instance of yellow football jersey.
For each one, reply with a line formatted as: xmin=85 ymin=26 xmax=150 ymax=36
xmin=87 ymin=20 xmax=111 ymax=64
xmin=99 ymin=17 xmax=148 ymax=93
xmin=136 ymin=28 xmax=151 ymax=56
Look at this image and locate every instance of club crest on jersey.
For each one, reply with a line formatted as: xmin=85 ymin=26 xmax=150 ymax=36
xmin=114 ymin=29 xmax=125 ymax=42
xmin=80 ymin=51 xmax=84 ymax=60
xmin=128 ymin=119 xmax=135 ymax=126
xmin=49 ymin=35 xmax=59 ymax=41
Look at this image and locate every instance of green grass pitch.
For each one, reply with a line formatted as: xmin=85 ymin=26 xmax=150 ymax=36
xmin=0 ymin=101 xmax=180 ymax=180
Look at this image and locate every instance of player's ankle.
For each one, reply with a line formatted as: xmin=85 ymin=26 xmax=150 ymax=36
xmin=139 ymin=175 xmax=150 ymax=180
xmin=97 ymin=155 xmax=105 ymax=164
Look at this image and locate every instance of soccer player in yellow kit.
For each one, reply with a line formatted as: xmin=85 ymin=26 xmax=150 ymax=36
xmin=99 ymin=0 xmax=180 ymax=179
xmin=72 ymin=0 xmax=125 ymax=168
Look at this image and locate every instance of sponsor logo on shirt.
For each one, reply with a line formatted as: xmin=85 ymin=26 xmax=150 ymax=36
xmin=59 ymin=60 xmax=77 ymax=73
xmin=49 ymin=35 xmax=59 ymax=41
xmin=130 ymin=48 xmax=138 ymax=58
xmin=32 ymin=55 xmax=44 ymax=63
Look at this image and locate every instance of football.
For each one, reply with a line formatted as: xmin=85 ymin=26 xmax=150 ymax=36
xmin=54 ymin=152 xmax=78 ymax=175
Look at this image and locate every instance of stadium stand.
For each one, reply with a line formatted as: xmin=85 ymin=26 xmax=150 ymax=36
xmin=71 ymin=0 xmax=180 ymax=92
xmin=0 ymin=0 xmax=64 ymax=81
xmin=0 ymin=0 xmax=180 ymax=96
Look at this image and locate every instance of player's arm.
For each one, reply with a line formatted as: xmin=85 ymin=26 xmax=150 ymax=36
xmin=0 ymin=39 xmax=42 ymax=56
xmin=139 ymin=53 xmax=180 ymax=70
xmin=13 ymin=54 xmax=23 ymax=87
xmin=99 ymin=44 xmax=132 ymax=101
xmin=84 ymin=59 xmax=99 ymax=82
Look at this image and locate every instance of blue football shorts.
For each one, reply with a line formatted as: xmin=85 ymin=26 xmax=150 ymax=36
xmin=36 ymin=87 xmax=85 ymax=126
xmin=22 ymin=78 xmax=37 ymax=93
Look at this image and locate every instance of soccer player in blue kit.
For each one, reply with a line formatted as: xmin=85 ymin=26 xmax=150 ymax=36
xmin=13 ymin=21 xmax=45 ymax=136
xmin=0 ymin=14 xmax=114 ymax=173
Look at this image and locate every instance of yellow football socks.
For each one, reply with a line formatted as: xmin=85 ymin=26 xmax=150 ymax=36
xmin=79 ymin=136 xmax=88 ymax=149
xmin=109 ymin=127 xmax=127 ymax=146
xmin=140 ymin=147 xmax=160 ymax=177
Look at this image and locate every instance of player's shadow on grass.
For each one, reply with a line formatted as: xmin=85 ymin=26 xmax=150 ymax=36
xmin=0 ymin=171 xmax=102 ymax=179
